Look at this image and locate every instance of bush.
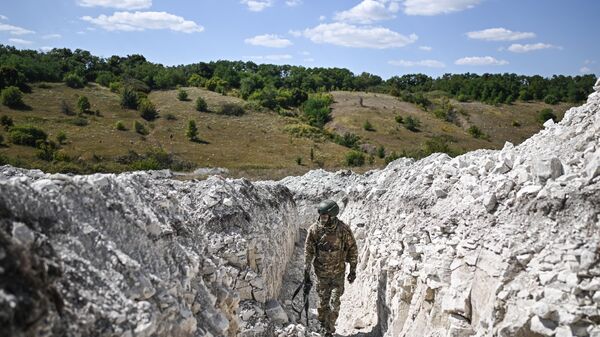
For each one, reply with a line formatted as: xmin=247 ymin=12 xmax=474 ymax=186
xmin=384 ymin=151 xmax=401 ymax=164
xmin=60 ymin=100 xmax=74 ymax=115
xmin=109 ymin=81 xmax=121 ymax=93
xmin=134 ymin=120 xmax=148 ymax=135
xmin=302 ymin=94 xmax=333 ymax=128
xmin=538 ymin=108 xmax=557 ymax=123
xmin=456 ymin=94 xmax=469 ymax=102
xmin=404 ymin=116 xmax=421 ymax=132
xmin=188 ymin=74 xmax=206 ymax=87
xmin=36 ymin=140 xmax=58 ymax=161
xmin=363 ymin=120 xmax=375 ymax=131
xmin=296 ymin=157 xmax=302 ymax=165
xmin=95 ymin=71 xmax=115 ymax=87
xmin=333 ymin=132 xmax=360 ymax=148
xmin=377 ymin=145 xmax=385 ymax=159
xmin=1 ymin=115 xmax=14 ymax=130
xmin=195 ymin=97 xmax=208 ymax=112
xmin=120 ymin=87 xmax=139 ymax=109
xmin=8 ymin=125 xmax=47 ymax=146
xmin=467 ymin=125 xmax=484 ymax=138
xmin=115 ymin=121 xmax=126 ymax=130
xmin=164 ymin=113 xmax=177 ymax=121
xmin=219 ymin=103 xmax=245 ymax=116
xmin=345 ymin=150 xmax=365 ymax=167
xmin=64 ymin=73 xmax=85 ymax=88
xmin=56 ymin=131 xmax=67 ymax=144
xmin=512 ymin=120 xmax=521 ymax=127
xmin=69 ymin=117 xmax=88 ymax=126
xmin=77 ymin=95 xmax=91 ymax=114
xmin=544 ymin=94 xmax=559 ymax=105
xmin=138 ymin=98 xmax=158 ymax=121
xmin=1 ymin=86 xmax=24 ymax=108
xmin=395 ymin=115 xmax=403 ymax=124
xmin=177 ymin=89 xmax=189 ymax=101
xmin=186 ymin=120 xmax=198 ymax=141
xmin=0 ymin=134 xmax=3 ymax=145
xmin=284 ymin=123 xmax=324 ymax=140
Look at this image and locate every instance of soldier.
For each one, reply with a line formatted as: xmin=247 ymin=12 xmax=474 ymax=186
xmin=304 ymin=199 xmax=358 ymax=337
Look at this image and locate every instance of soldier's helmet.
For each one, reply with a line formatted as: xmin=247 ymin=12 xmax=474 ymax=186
xmin=317 ymin=199 xmax=339 ymax=217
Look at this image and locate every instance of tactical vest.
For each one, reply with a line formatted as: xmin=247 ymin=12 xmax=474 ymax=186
xmin=313 ymin=219 xmax=350 ymax=278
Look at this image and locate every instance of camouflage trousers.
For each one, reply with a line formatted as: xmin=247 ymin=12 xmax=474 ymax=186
xmin=316 ymin=273 xmax=345 ymax=333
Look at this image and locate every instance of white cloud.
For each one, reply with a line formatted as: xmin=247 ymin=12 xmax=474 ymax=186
xmin=42 ymin=34 xmax=62 ymax=39
xmin=245 ymin=54 xmax=293 ymax=62
xmin=77 ymin=0 xmax=151 ymax=10
xmin=334 ymin=0 xmax=399 ymax=24
xmin=301 ymin=22 xmax=417 ymax=49
xmin=301 ymin=51 xmax=310 ymax=56
xmin=0 ymin=15 xmax=8 ymax=20
xmin=419 ymin=45 xmax=432 ymax=51
xmin=289 ymin=29 xmax=302 ymax=37
xmin=40 ymin=46 xmax=53 ymax=52
xmin=304 ymin=58 xmax=315 ymax=62
xmin=403 ymin=0 xmax=480 ymax=15
xmin=580 ymin=66 xmax=592 ymax=74
xmin=245 ymin=34 xmax=292 ymax=48
xmin=82 ymin=11 xmax=204 ymax=33
xmin=507 ymin=43 xmax=557 ymax=53
xmin=319 ymin=15 xmax=326 ymax=21
xmin=467 ymin=27 xmax=535 ymax=41
xmin=455 ymin=56 xmax=508 ymax=66
xmin=77 ymin=31 xmax=86 ymax=35
xmin=388 ymin=59 xmax=445 ymax=67
xmin=286 ymin=0 xmax=303 ymax=7
xmin=241 ymin=0 xmax=274 ymax=12
xmin=8 ymin=38 xmax=33 ymax=45
xmin=584 ymin=60 xmax=596 ymax=65
xmin=0 ymin=23 xmax=35 ymax=35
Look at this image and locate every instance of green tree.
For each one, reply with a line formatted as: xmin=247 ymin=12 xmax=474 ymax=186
xmin=188 ymin=74 xmax=206 ymax=87
xmin=56 ymin=131 xmax=67 ymax=144
xmin=195 ymin=96 xmax=208 ymax=112
xmin=186 ymin=120 xmax=198 ymax=141
xmin=538 ymin=108 xmax=557 ymax=123
xmin=121 ymin=87 xmax=139 ymax=109
xmin=64 ymin=73 xmax=85 ymax=88
xmin=138 ymin=98 xmax=158 ymax=121
xmin=77 ymin=95 xmax=91 ymax=114
xmin=177 ymin=89 xmax=189 ymax=101
xmin=1 ymin=86 xmax=24 ymax=108
xmin=36 ymin=140 xmax=58 ymax=161
xmin=544 ymin=94 xmax=559 ymax=105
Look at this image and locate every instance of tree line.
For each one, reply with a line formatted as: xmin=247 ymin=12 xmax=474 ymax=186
xmin=0 ymin=45 xmax=596 ymax=111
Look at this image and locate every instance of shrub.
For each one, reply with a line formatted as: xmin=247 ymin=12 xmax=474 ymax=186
xmin=64 ymin=73 xmax=85 ymax=88
xmin=8 ymin=125 xmax=47 ymax=146
xmin=1 ymin=86 xmax=24 ymax=108
xmin=302 ymin=94 xmax=333 ymax=128
xmin=404 ymin=116 xmax=421 ymax=132
xmin=345 ymin=150 xmax=365 ymax=167
xmin=120 ymin=87 xmax=139 ymax=109
xmin=544 ymin=94 xmax=559 ymax=105
xmin=377 ymin=145 xmax=385 ymax=159
xmin=219 ymin=103 xmax=245 ymax=116
xmin=384 ymin=151 xmax=401 ymax=164
xmin=138 ymin=98 xmax=158 ymax=121
xmin=422 ymin=136 xmax=457 ymax=156
xmin=195 ymin=97 xmax=208 ymax=112
xmin=164 ymin=113 xmax=177 ymax=120
xmin=538 ymin=108 xmax=557 ymax=124
xmin=36 ymin=140 xmax=58 ymax=161
xmin=333 ymin=132 xmax=360 ymax=148
xmin=456 ymin=94 xmax=469 ymax=102
xmin=512 ymin=120 xmax=521 ymax=127
xmin=77 ymin=95 xmax=91 ymax=114
xmin=296 ymin=157 xmax=302 ymax=165
xmin=115 ymin=121 xmax=126 ymax=130
xmin=186 ymin=120 xmax=198 ymax=141
xmin=109 ymin=81 xmax=121 ymax=93
xmin=0 ymin=134 xmax=3 ymax=145
xmin=95 ymin=71 xmax=115 ymax=87
xmin=60 ymin=100 xmax=74 ymax=115
xmin=56 ymin=131 xmax=67 ymax=144
xmin=284 ymin=124 xmax=324 ymax=140
xmin=133 ymin=120 xmax=148 ymax=135
xmin=1 ymin=115 xmax=14 ymax=130
xmin=467 ymin=125 xmax=484 ymax=138
xmin=69 ymin=117 xmax=88 ymax=126
xmin=363 ymin=120 xmax=375 ymax=131
xmin=188 ymin=74 xmax=206 ymax=87
xmin=177 ymin=89 xmax=189 ymax=101
xmin=395 ymin=115 xmax=403 ymax=124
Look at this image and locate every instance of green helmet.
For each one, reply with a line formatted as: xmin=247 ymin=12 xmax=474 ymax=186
xmin=318 ymin=199 xmax=339 ymax=217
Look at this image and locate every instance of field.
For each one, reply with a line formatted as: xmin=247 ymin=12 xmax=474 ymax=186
xmin=0 ymin=83 xmax=575 ymax=179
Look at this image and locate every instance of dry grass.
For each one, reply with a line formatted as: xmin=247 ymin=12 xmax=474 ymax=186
xmin=0 ymin=84 xmax=576 ymax=179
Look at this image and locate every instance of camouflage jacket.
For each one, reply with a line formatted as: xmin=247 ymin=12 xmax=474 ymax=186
xmin=305 ymin=218 xmax=358 ymax=278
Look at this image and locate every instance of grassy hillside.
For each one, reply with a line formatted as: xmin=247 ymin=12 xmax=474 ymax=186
xmin=0 ymin=83 xmax=575 ymax=179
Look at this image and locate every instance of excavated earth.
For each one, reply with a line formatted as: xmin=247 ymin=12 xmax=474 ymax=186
xmin=1 ymin=80 xmax=600 ymax=337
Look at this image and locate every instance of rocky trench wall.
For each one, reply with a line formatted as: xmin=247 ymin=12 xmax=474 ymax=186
xmin=280 ymin=81 xmax=600 ymax=337
xmin=0 ymin=170 xmax=299 ymax=337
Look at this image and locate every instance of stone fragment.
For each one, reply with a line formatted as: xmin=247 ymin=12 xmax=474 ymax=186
xmin=265 ymin=300 xmax=288 ymax=324
xmin=483 ymin=193 xmax=497 ymax=213
xmin=534 ymin=157 xmax=564 ymax=182
xmin=11 ymin=222 xmax=35 ymax=246
xmin=555 ymin=326 xmax=574 ymax=337
xmin=530 ymin=315 xmax=557 ymax=336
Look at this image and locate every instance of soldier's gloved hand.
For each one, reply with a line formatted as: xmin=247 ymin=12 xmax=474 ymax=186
xmin=304 ymin=269 xmax=312 ymax=286
xmin=347 ymin=270 xmax=356 ymax=284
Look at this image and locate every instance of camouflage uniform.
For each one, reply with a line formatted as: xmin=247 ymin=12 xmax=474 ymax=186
xmin=305 ymin=217 xmax=358 ymax=334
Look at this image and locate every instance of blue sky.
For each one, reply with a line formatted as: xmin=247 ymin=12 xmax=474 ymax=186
xmin=0 ymin=0 xmax=598 ymax=79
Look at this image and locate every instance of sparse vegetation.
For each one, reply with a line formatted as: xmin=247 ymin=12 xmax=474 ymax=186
xmin=302 ymin=94 xmax=333 ymax=128
xmin=133 ymin=120 xmax=148 ymax=135
xmin=385 ymin=151 xmax=401 ymax=164
xmin=219 ymin=103 xmax=245 ymax=116
xmin=1 ymin=115 xmax=14 ymax=130
xmin=404 ymin=116 xmax=421 ymax=132
xmin=538 ymin=108 xmax=557 ymax=123
xmin=138 ymin=98 xmax=158 ymax=121
xmin=63 ymin=73 xmax=85 ymax=89
xmin=467 ymin=125 xmax=484 ymax=139
xmin=115 ymin=121 xmax=126 ymax=131
xmin=121 ymin=87 xmax=139 ymax=109
xmin=345 ymin=150 xmax=365 ymax=167
xmin=333 ymin=132 xmax=360 ymax=148
xmin=395 ymin=115 xmax=403 ymax=124
xmin=177 ymin=89 xmax=189 ymax=101
xmin=363 ymin=120 xmax=375 ymax=131
xmin=164 ymin=113 xmax=177 ymax=120
xmin=69 ymin=117 xmax=88 ymax=126
xmin=77 ymin=95 xmax=91 ymax=114
xmin=377 ymin=145 xmax=385 ymax=159
xmin=56 ymin=131 xmax=67 ymax=145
